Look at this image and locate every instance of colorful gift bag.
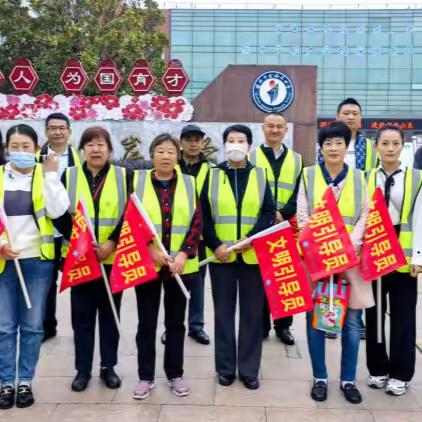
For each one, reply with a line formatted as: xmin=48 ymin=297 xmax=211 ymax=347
xmin=312 ymin=278 xmax=351 ymax=334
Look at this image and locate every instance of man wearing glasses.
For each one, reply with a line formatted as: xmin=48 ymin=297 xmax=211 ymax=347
xmin=38 ymin=112 xmax=81 ymax=341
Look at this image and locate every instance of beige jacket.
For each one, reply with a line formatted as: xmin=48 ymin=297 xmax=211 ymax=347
xmin=297 ymin=175 xmax=375 ymax=310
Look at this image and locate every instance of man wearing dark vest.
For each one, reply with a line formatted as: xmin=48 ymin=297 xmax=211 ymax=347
xmin=250 ymin=114 xmax=302 ymax=345
xmin=38 ymin=112 xmax=81 ymax=341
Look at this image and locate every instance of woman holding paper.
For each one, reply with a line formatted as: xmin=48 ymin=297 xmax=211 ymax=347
xmin=0 ymin=124 xmax=69 ymax=409
xmin=132 ymin=133 xmax=202 ymax=399
xmin=53 ymin=126 xmax=132 ymax=393
xmin=297 ymin=121 xmax=372 ymax=404
xmin=365 ymin=125 xmax=422 ymax=396
xmin=200 ymin=124 xmax=275 ymax=390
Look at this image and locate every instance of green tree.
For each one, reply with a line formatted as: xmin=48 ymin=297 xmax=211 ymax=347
xmin=0 ymin=0 xmax=169 ymax=95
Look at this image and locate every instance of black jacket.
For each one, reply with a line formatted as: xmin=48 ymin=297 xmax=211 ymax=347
xmin=200 ymin=161 xmax=275 ymax=253
xmin=414 ymin=146 xmax=422 ymax=170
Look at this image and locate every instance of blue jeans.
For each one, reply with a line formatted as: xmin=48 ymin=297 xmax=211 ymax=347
xmin=0 ymin=258 xmax=53 ymax=384
xmin=306 ymin=308 xmax=362 ymax=381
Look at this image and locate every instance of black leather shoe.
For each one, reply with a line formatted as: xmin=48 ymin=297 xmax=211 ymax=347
xmin=161 ymin=331 xmax=166 ymax=345
xmin=100 ymin=367 xmax=121 ymax=389
xmin=42 ymin=329 xmax=57 ymax=343
xmin=311 ymin=381 xmax=327 ymax=401
xmin=71 ymin=371 xmax=91 ymax=392
xmin=277 ymin=328 xmax=295 ymax=346
xmin=16 ymin=384 xmax=34 ymax=408
xmin=189 ymin=330 xmax=210 ymax=345
xmin=341 ymin=383 xmax=362 ymax=404
xmin=0 ymin=385 xmax=15 ymax=409
xmin=239 ymin=375 xmax=260 ymax=390
xmin=325 ymin=332 xmax=338 ymax=340
xmin=218 ymin=374 xmax=236 ymax=386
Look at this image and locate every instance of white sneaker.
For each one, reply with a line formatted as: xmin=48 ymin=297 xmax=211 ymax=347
xmin=368 ymin=375 xmax=388 ymax=389
xmin=385 ymin=378 xmax=408 ymax=396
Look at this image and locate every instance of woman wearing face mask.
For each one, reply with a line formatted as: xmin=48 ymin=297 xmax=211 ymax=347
xmin=365 ymin=125 xmax=422 ymax=396
xmin=200 ymin=124 xmax=275 ymax=390
xmin=0 ymin=124 xmax=69 ymax=409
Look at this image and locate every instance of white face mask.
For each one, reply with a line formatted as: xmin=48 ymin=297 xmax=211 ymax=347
xmin=225 ymin=142 xmax=249 ymax=162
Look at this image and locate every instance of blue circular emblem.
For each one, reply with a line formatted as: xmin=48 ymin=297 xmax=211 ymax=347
xmin=251 ymin=71 xmax=295 ymax=113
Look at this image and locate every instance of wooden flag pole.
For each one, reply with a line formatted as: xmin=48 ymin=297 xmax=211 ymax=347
xmin=131 ymin=193 xmax=190 ymax=300
xmin=0 ymin=204 xmax=31 ymax=309
xmin=80 ymin=198 xmax=121 ymax=336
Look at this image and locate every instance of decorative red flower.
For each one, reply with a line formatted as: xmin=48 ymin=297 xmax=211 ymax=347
xmin=0 ymin=104 xmax=20 ymax=119
xmin=151 ymin=95 xmax=170 ymax=111
xmin=79 ymin=96 xmax=97 ymax=108
xmin=162 ymin=103 xmax=184 ymax=119
xmin=20 ymin=104 xmax=38 ymax=118
xmin=99 ymin=95 xmax=119 ymax=110
xmin=175 ymin=98 xmax=186 ymax=106
xmin=34 ymin=94 xmax=55 ymax=109
xmin=122 ymin=104 xmax=147 ymax=120
xmin=69 ymin=106 xmax=88 ymax=121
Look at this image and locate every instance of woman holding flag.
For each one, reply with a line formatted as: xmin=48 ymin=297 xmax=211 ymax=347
xmin=0 ymin=124 xmax=69 ymax=409
xmin=200 ymin=124 xmax=275 ymax=390
xmin=54 ymin=126 xmax=132 ymax=393
xmin=297 ymin=121 xmax=373 ymax=404
xmin=365 ymin=125 xmax=422 ymax=396
xmin=132 ymin=133 xmax=202 ymax=399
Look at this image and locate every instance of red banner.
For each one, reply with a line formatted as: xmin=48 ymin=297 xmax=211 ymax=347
xmin=252 ymin=225 xmax=313 ymax=319
xmin=61 ymin=202 xmax=102 ymax=292
xmin=298 ymin=187 xmax=359 ymax=281
xmin=110 ymin=197 xmax=157 ymax=293
xmin=360 ymin=187 xmax=407 ymax=281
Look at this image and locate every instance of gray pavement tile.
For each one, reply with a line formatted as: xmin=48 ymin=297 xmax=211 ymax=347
xmin=372 ymin=411 xmax=422 ymax=422
xmin=158 ymin=405 xmax=265 ymax=421
xmin=266 ymin=408 xmax=374 ymax=422
xmin=0 ymin=404 xmax=57 ymax=421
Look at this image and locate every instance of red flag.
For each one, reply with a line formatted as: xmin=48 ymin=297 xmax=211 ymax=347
xmin=360 ymin=187 xmax=407 ymax=281
xmin=252 ymin=225 xmax=313 ymax=319
xmin=110 ymin=196 xmax=157 ymax=293
xmin=298 ymin=187 xmax=359 ymax=281
xmin=61 ymin=202 xmax=102 ymax=292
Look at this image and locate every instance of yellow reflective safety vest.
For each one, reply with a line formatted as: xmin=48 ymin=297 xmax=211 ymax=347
xmin=0 ymin=164 xmax=55 ymax=274
xmin=303 ymin=165 xmax=365 ymax=234
xmin=367 ymin=168 xmax=422 ymax=273
xmin=36 ymin=145 xmax=82 ymax=166
xmin=134 ymin=170 xmax=198 ymax=275
xmin=364 ymin=138 xmax=378 ymax=171
xmin=63 ymin=164 xmax=127 ymax=265
xmin=206 ymin=167 xmax=266 ymax=264
xmin=175 ymin=162 xmax=209 ymax=196
xmin=249 ymin=146 xmax=302 ymax=209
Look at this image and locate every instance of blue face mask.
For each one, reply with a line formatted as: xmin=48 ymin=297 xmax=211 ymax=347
xmin=9 ymin=151 xmax=36 ymax=169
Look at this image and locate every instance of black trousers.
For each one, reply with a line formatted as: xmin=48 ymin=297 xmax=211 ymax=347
xmin=135 ymin=274 xmax=192 ymax=381
xmin=263 ymin=296 xmax=293 ymax=333
xmin=209 ymin=262 xmax=264 ymax=379
xmin=43 ymin=237 xmax=63 ymax=333
xmin=365 ymin=271 xmax=418 ymax=382
xmin=71 ymin=265 xmax=122 ymax=374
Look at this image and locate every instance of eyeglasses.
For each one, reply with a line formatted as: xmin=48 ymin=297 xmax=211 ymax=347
xmin=47 ymin=126 xmax=68 ymax=132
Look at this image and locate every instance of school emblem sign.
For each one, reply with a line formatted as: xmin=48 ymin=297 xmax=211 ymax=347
xmin=251 ymin=71 xmax=295 ymax=113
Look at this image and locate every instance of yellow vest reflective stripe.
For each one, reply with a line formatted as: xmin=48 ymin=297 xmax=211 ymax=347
xmin=63 ymin=165 xmax=127 ymax=264
xmin=36 ymin=146 xmax=82 ymax=165
xmin=249 ymin=147 xmax=302 ymax=209
xmin=367 ymin=168 xmax=422 ymax=273
xmin=206 ymin=167 xmax=266 ymax=264
xmin=364 ymin=138 xmax=378 ymax=171
xmin=175 ymin=162 xmax=209 ymax=196
xmin=0 ymin=165 xmax=55 ymax=274
xmin=134 ymin=170 xmax=198 ymax=275
xmin=303 ymin=165 xmax=364 ymax=233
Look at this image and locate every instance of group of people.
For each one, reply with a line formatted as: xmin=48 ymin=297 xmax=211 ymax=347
xmin=0 ymin=97 xmax=421 ymax=410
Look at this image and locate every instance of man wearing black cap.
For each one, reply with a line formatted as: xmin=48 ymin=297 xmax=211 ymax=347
xmin=161 ymin=124 xmax=211 ymax=345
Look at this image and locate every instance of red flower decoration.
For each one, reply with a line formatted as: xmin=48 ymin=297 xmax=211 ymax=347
xmin=20 ymin=104 xmax=38 ymax=118
xmin=122 ymin=104 xmax=147 ymax=120
xmin=79 ymin=96 xmax=97 ymax=108
xmin=99 ymin=95 xmax=119 ymax=110
xmin=162 ymin=103 xmax=184 ymax=119
xmin=69 ymin=106 xmax=88 ymax=121
xmin=34 ymin=94 xmax=55 ymax=109
xmin=151 ymin=95 xmax=170 ymax=111
xmin=0 ymin=104 xmax=20 ymax=119
xmin=175 ymin=98 xmax=186 ymax=106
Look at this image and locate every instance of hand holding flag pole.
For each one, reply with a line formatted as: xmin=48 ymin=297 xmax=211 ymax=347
xmin=0 ymin=204 xmax=31 ymax=309
xmin=80 ymin=198 xmax=121 ymax=337
xmin=131 ymin=193 xmax=190 ymax=300
xmin=198 ymin=221 xmax=290 ymax=267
